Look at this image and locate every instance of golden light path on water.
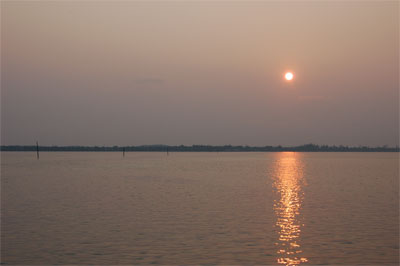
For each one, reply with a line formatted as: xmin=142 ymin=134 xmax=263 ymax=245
xmin=273 ymin=152 xmax=308 ymax=266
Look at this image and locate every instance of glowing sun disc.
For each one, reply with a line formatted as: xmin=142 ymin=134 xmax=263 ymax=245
xmin=285 ymin=72 xmax=294 ymax=81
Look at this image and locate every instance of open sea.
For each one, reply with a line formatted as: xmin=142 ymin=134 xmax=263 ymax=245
xmin=1 ymin=152 xmax=399 ymax=265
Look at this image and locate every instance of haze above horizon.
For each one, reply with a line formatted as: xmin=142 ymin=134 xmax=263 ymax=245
xmin=1 ymin=1 xmax=398 ymax=146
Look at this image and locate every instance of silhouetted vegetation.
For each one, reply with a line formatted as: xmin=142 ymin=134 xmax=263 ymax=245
xmin=1 ymin=144 xmax=398 ymax=152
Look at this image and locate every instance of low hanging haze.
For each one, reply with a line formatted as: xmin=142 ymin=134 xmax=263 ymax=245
xmin=1 ymin=1 xmax=398 ymax=147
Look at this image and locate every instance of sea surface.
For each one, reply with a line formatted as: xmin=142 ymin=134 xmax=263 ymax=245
xmin=1 ymin=152 xmax=399 ymax=265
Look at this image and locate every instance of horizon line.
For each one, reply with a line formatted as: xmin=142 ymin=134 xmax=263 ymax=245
xmin=1 ymin=144 xmax=399 ymax=152
xmin=1 ymin=143 xmax=399 ymax=148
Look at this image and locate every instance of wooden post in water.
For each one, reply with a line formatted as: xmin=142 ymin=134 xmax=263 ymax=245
xmin=36 ymin=141 xmax=39 ymax=159
xmin=167 ymin=146 xmax=169 ymax=156
xmin=123 ymin=147 xmax=125 ymax=157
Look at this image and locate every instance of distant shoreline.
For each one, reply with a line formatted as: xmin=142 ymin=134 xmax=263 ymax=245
xmin=1 ymin=144 xmax=399 ymax=152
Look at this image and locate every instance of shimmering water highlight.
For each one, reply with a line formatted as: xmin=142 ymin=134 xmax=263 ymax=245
xmin=1 ymin=152 xmax=398 ymax=265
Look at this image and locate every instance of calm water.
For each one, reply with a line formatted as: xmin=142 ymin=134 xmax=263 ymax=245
xmin=1 ymin=152 xmax=399 ymax=265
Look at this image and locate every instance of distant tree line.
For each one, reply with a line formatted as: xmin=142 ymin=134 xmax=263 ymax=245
xmin=1 ymin=144 xmax=399 ymax=152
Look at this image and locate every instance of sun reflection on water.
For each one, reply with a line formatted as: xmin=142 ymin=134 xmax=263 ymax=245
xmin=273 ymin=152 xmax=308 ymax=266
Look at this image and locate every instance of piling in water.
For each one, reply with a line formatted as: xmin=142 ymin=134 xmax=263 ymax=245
xmin=123 ymin=147 xmax=125 ymax=157
xmin=36 ymin=141 xmax=39 ymax=159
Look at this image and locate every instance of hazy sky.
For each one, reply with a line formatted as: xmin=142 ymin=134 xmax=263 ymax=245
xmin=1 ymin=1 xmax=398 ymax=146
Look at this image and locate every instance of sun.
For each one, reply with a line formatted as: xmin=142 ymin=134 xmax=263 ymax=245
xmin=285 ymin=72 xmax=294 ymax=81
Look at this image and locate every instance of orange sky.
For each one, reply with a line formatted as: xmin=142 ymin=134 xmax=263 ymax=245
xmin=1 ymin=1 xmax=398 ymax=146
